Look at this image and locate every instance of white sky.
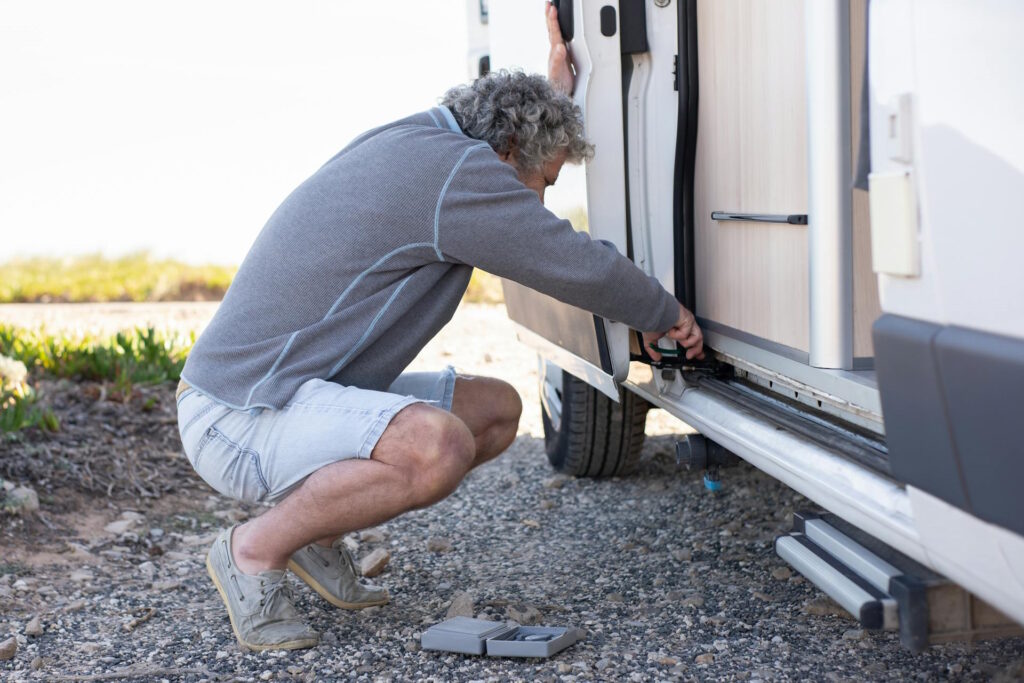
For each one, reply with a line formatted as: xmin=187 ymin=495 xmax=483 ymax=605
xmin=0 ymin=0 xmax=577 ymax=266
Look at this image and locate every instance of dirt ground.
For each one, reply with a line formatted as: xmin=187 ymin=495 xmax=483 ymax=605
xmin=1 ymin=303 xmax=1022 ymax=682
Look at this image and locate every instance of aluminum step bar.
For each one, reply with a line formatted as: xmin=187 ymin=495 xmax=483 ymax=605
xmin=776 ymin=512 xmax=1024 ymax=651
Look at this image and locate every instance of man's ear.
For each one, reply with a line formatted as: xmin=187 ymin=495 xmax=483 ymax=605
xmin=498 ymin=144 xmax=519 ymax=168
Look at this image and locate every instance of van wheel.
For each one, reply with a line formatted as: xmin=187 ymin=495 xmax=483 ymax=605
xmin=539 ymin=361 xmax=650 ymax=477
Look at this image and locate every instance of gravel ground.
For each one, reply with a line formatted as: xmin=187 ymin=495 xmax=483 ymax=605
xmin=2 ymin=303 xmax=1023 ymax=682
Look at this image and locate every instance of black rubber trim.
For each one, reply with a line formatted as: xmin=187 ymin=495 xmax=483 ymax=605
xmin=673 ymin=0 xmax=699 ymax=311
xmin=787 ymin=534 xmax=886 ymax=630
xmin=593 ymin=315 xmax=613 ymax=374
xmin=698 ymin=376 xmax=891 ymax=475
xmin=621 ymin=54 xmax=635 ymax=261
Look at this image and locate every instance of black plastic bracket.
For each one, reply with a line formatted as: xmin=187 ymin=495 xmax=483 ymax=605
xmin=551 ymin=0 xmax=574 ymax=41
xmin=619 ymin=0 xmax=648 ymax=54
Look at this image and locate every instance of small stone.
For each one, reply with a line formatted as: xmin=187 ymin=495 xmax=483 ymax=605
xmin=948 ymin=663 xmax=963 ymax=674
xmin=286 ymin=666 xmax=303 ymax=676
xmin=753 ymin=591 xmax=774 ymax=602
xmin=671 ymin=549 xmax=692 ymax=562
xmin=119 ymin=510 xmax=145 ymax=522
xmin=404 ymin=640 xmax=421 ymax=653
xmin=557 ymin=662 xmax=573 ymax=674
xmin=539 ymin=499 xmax=556 ymax=510
xmin=150 ymin=581 xmax=181 ymax=593
xmin=260 ymin=671 xmax=273 ymax=681
xmin=507 ymin=603 xmax=542 ymax=625
xmin=521 ymin=518 xmax=540 ymax=529
xmin=595 ymin=658 xmax=611 ymax=671
xmin=771 ymin=567 xmax=792 ymax=581
xmin=149 ymin=528 xmax=165 ymax=540
xmin=69 ymin=569 xmax=94 ymax=582
xmin=137 ymin=561 xmax=156 ymax=578
xmin=658 ymin=657 xmax=678 ymax=666
xmin=426 ymin=537 xmax=453 ymax=553
xmin=606 ymin=593 xmax=624 ymax=603
xmin=683 ymin=596 xmax=705 ymax=608
xmin=543 ymin=475 xmax=570 ymax=489
xmin=804 ymin=596 xmax=848 ymax=617
xmin=104 ymin=519 xmax=136 ymax=535
xmin=359 ymin=527 xmax=387 ymax=544
xmin=842 ymin=628 xmax=866 ymax=641
xmin=359 ymin=549 xmax=391 ymax=578
xmin=12 ymin=579 xmax=28 ymax=591
xmin=25 ymin=615 xmax=42 ymax=636
xmin=695 ymin=653 xmax=714 ymax=665
xmin=446 ymin=591 xmax=475 ymax=618
xmin=31 ymin=656 xmax=43 ymax=670
xmin=0 ymin=637 xmax=16 ymax=660
xmin=4 ymin=486 xmax=39 ymax=514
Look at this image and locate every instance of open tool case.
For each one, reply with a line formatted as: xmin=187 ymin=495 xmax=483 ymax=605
xmin=421 ymin=617 xmax=580 ymax=658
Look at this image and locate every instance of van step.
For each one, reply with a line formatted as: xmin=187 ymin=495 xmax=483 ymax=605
xmin=776 ymin=511 xmax=1024 ymax=651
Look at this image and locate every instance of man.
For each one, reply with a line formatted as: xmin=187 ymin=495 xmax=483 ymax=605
xmin=176 ymin=4 xmax=703 ymax=651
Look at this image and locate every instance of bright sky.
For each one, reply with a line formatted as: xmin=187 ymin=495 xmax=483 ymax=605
xmin=1 ymin=0 xmax=575 ymax=266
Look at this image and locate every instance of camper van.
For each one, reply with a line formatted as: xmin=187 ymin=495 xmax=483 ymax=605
xmin=479 ymin=0 xmax=1024 ymax=649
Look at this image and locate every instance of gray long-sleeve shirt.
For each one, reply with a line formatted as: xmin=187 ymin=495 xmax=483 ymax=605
xmin=181 ymin=107 xmax=679 ymax=410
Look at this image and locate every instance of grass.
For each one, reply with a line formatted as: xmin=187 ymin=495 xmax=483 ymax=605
xmin=0 ymin=208 xmax=589 ymax=305
xmin=0 ymin=325 xmax=194 ymax=434
xmin=0 ymin=253 xmax=235 ymax=303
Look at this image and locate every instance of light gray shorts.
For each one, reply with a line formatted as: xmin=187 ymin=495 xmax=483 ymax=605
xmin=176 ymin=367 xmax=456 ymax=504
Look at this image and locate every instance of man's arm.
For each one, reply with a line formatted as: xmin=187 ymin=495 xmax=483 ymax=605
xmin=547 ymin=2 xmax=575 ymax=95
xmin=436 ymin=147 xmax=703 ymax=361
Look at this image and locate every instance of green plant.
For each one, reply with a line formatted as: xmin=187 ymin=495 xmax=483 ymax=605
xmin=0 ymin=326 xmax=193 ymax=432
xmin=0 ymin=252 xmax=236 ymax=303
xmin=0 ymin=354 xmax=58 ymax=433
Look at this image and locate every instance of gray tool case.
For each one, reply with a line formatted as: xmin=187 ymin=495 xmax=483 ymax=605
xmin=420 ymin=617 xmax=579 ymax=658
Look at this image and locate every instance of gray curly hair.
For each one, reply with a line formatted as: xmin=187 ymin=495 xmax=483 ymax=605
xmin=441 ymin=70 xmax=594 ymax=174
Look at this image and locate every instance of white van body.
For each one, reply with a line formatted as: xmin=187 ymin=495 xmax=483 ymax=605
xmin=484 ymin=0 xmax=1024 ymax=635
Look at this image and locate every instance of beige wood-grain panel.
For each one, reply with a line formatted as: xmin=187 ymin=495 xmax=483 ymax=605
xmin=850 ymin=0 xmax=882 ymax=358
xmin=694 ymin=0 xmax=809 ymax=352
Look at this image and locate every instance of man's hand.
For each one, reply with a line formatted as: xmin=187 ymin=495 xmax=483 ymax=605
xmin=642 ymin=304 xmax=705 ymax=362
xmin=547 ymin=2 xmax=575 ymax=95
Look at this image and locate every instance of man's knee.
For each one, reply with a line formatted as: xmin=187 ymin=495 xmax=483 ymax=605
xmin=374 ymin=404 xmax=475 ymax=506
xmin=491 ymin=380 xmax=522 ymax=444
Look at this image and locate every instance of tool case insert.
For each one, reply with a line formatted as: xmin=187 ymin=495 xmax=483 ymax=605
xmin=420 ymin=616 xmax=579 ymax=658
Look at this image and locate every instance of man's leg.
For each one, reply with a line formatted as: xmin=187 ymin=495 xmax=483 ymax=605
xmin=449 ymin=375 xmax=523 ymax=468
xmin=299 ymin=374 xmax=523 ymax=550
xmin=231 ymin=374 xmax=521 ymax=575
xmin=231 ymin=403 xmax=477 ymax=574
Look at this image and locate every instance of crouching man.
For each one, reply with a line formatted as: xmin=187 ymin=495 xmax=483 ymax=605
xmin=175 ymin=8 xmax=703 ymax=651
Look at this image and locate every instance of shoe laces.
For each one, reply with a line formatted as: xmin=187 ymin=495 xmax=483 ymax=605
xmin=258 ymin=575 xmax=297 ymax=618
xmin=331 ymin=541 xmax=358 ymax=576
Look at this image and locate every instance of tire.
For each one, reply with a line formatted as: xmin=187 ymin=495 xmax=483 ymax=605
xmin=540 ymin=364 xmax=651 ymax=478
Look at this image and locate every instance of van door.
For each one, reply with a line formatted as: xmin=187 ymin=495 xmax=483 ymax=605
xmin=495 ymin=0 xmax=671 ymax=401
xmin=496 ymin=0 xmax=642 ymax=400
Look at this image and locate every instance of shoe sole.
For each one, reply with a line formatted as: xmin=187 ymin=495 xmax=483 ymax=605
xmin=287 ymin=559 xmax=390 ymax=610
xmin=206 ymin=553 xmax=318 ymax=652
